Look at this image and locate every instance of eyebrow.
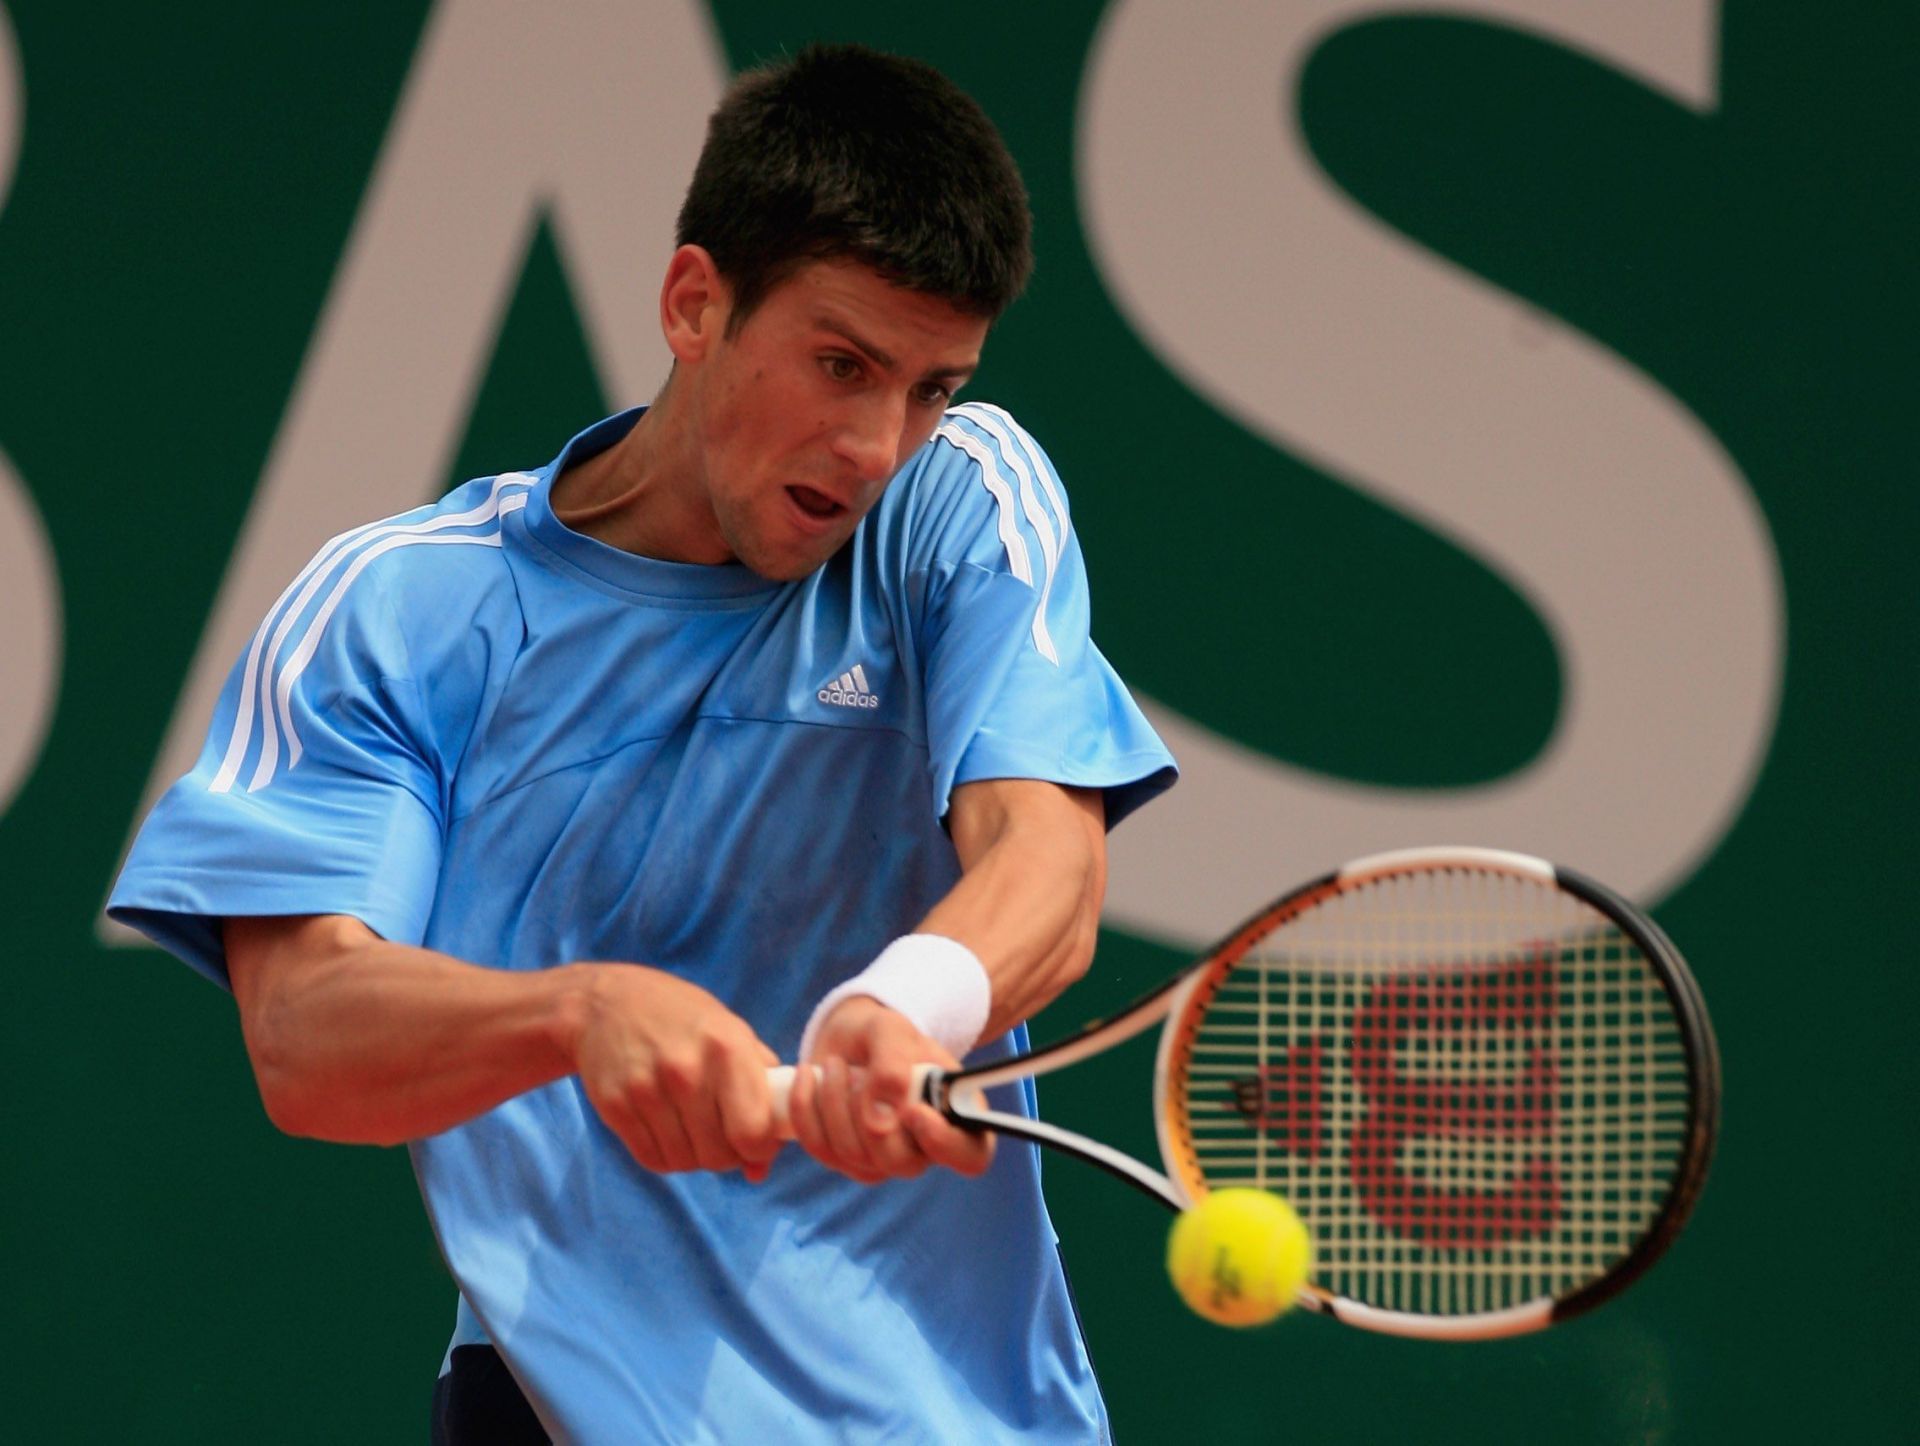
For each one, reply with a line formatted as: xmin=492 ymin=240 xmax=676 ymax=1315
xmin=816 ymin=316 xmax=977 ymax=385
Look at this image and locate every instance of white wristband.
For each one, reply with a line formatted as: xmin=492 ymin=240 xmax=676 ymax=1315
xmin=798 ymin=934 xmax=991 ymax=1063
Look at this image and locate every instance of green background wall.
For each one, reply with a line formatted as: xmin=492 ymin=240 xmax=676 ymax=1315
xmin=2 ymin=2 xmax=1912 ymax=1439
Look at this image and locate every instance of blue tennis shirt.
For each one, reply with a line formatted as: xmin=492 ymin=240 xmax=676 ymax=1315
xmin=111 ymin=403 xmax=1176 ymax=1443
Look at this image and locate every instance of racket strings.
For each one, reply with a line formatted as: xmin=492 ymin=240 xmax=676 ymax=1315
xmin=1172 ymin=868 xmax=1690 ymax=1318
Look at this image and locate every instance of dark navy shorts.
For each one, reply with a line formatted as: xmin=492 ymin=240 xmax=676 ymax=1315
xmin=430 ymin=1345 xmax=547 ymax=1445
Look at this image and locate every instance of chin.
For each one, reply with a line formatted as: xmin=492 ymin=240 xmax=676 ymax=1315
xmin=736 ymin=538 xmax=835 ymax=583
xmin=726 ymin=507 xmax=856 ymax=581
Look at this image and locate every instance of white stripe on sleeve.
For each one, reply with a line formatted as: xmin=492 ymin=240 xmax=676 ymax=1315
xmin=952 ymin=405 xmax=1065 ymax=666
xmin=967 ymin=403 xmax=1070 ymax=550
xmin=212 ymin=475 xmax=532 ymax=795
xmin=934 ymin=421 xmax=1033 ymax=589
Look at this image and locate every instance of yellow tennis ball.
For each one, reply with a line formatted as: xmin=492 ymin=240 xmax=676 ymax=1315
xmin=1166 ymin=1188 xmax=1313 ymax=1327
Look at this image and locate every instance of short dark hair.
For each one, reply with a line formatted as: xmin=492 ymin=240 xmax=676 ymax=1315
xmin=676 ymin=45 xmax=1033 ymax=328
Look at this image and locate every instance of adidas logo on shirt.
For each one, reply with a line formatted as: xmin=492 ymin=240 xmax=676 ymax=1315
xmin=818 ymin=664 xmax=880 ymax=709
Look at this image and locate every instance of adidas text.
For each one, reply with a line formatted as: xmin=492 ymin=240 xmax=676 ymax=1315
xmin=818 ymin=665 xmax=880 ymax=709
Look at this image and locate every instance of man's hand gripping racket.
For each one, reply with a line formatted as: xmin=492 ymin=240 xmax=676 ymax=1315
xmin=771 ymin=846 xmax=1720 ymax=1341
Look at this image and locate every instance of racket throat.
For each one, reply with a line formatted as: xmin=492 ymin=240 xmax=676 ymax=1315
xmin=943 ymin=1081 xmax=1189 ymax=1213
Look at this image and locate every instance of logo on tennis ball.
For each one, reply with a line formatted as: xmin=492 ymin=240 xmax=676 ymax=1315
xmin=1208 ymin=1245 xmax=1245 ymax=1310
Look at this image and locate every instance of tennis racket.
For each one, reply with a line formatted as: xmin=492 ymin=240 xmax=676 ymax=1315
xmin=771 ymin=845 xmax=1719 ymax=1341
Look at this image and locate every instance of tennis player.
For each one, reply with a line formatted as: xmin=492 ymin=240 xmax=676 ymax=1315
xmin=111 ymin=45 xmax=1174 ymax=1444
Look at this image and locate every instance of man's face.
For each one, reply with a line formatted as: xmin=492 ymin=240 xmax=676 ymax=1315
xmin=685 ymin=259 xmax=990 ymax=580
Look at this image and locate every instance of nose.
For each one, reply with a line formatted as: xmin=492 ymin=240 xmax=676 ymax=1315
xmin=834 ymin=394 xmax=907 ymax=484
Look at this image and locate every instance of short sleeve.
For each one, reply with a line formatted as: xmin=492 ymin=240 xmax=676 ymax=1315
xmin=109 ymin=552 xmax=452 ymax=989
xmin=915 ymin=403 xmax=1176 ymax=827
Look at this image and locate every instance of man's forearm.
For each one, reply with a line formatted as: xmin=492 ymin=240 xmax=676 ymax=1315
xmin=917 ymin=781 xmax=1107 ymax=1038
xmin=767 ymin=781 xmax=1108 ymax=1181
xmin=225 ymin=916 xmax=591 ymax=1146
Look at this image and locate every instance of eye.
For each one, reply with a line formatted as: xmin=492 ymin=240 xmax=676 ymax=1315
xmin=912 ymin=381 xmax=955 ymax=408
xmin=821 ymin=354 xmax=862 ymax=383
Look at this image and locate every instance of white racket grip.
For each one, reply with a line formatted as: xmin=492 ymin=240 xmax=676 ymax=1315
xmin=765 ymin=1063 xmax=943 ymax=1139
xmin=767 ymin=1065 xmax=801 ymax=1139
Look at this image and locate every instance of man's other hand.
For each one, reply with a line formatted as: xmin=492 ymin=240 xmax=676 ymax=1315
xmin=570 ymin=966 xmax=784 ymax=1182
xmin=787 ymin=996 xmax=995 ymax=1184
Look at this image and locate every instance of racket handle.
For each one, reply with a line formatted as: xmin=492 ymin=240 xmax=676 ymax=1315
xmin=767 ymin=1064 xmax=801 ymax=1139
xmin=765 ymin=1063 xmax=943 ymax=1139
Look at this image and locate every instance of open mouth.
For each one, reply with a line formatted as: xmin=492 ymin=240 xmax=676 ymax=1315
xmin=786 ymin=485 xmax=847 ymax=521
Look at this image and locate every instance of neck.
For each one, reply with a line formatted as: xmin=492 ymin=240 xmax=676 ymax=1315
xmin=550 ymin=388 xmax=727 ymax=563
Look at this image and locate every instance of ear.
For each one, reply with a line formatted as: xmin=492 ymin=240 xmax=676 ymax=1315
xmin=659 ymin=245 xmax=731 ymax=365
